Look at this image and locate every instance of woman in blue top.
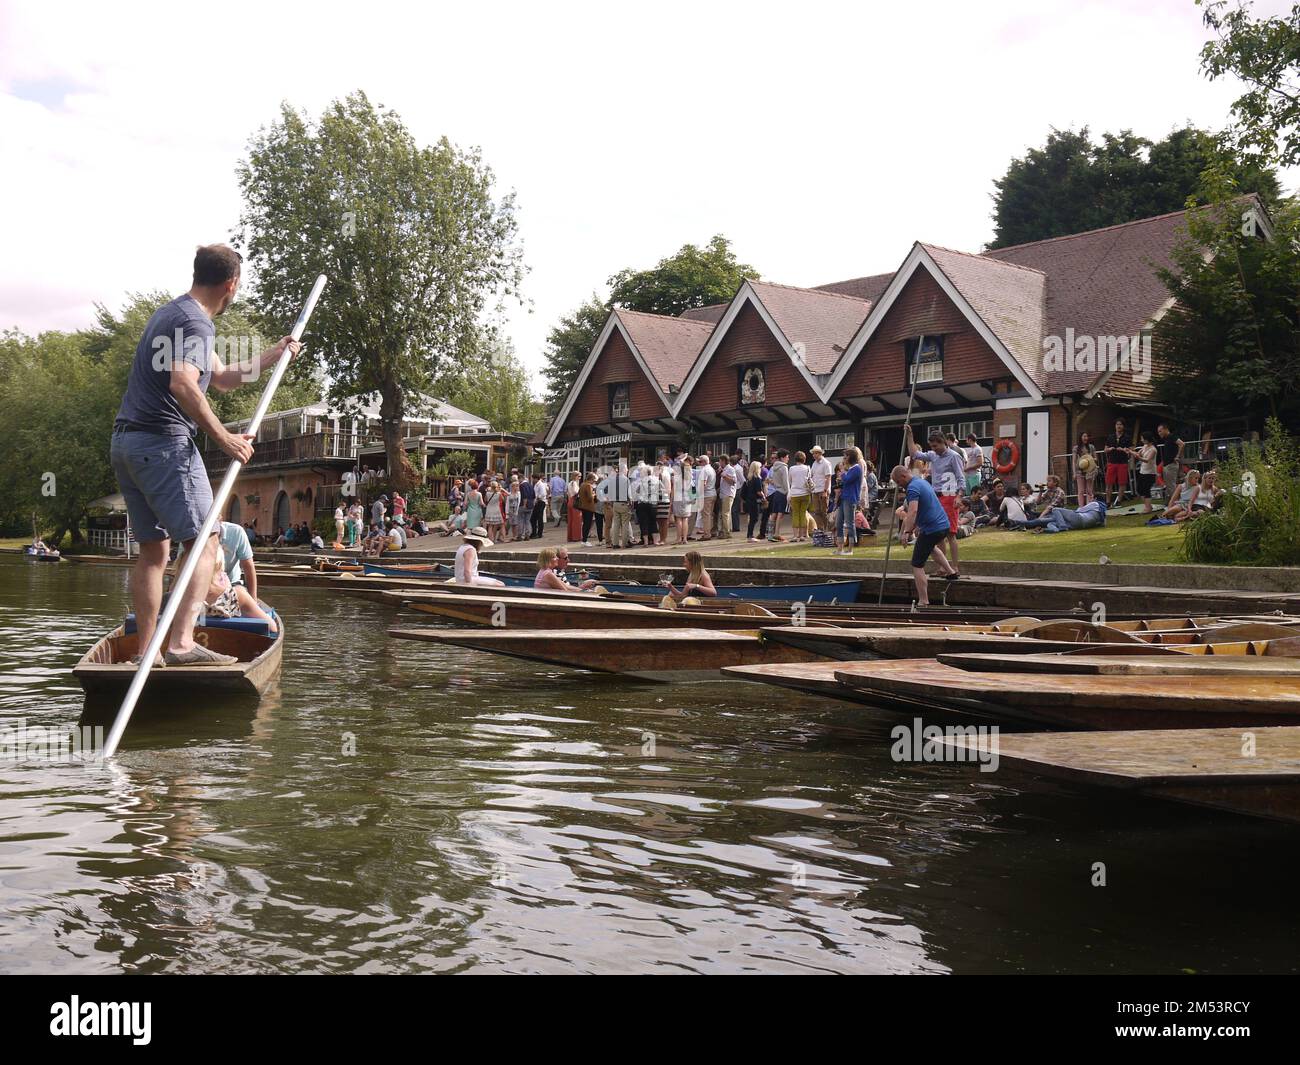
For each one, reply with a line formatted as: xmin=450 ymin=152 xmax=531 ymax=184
xmin=890 ymin=464 xmax=959 ymax=606
xmin=835 ymin=447 xmax=865 ymax=556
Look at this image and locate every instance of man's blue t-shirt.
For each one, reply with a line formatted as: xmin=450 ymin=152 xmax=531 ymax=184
xmin=218 ymin=521 xmax=254 ymax=585
xmin=907 ymin=476 xmax=951 ymax=535
xmin=114 ymin=294 xmax=216 ymax=437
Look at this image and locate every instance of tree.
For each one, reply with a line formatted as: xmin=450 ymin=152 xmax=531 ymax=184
xmin=1152 ymin=179 xmax=1300 ymax=427
xmin=540 ymin=235 xmax=759 ymax=413
xmin=1200 ymin=0 xmax=1300 ymax=167
xmin=608 ymin=234 xmax=758 ymax=316
xmin=988 ymin=125 xmax=1280 ymax=248
xmin=81 ymin=294 xmax=321 ymax=425
xmin=540 ymin=296 xmax=607 ymax=414
xmin=0 ymin=329 xmax=118 ymax=543
xmin=446 ymin=334 xmax=546 ymax=433
xmin=235 ymin=91 xmax=524 ymax=488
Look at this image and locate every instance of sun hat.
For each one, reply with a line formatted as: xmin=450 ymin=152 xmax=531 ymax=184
xmin=463 ymin=526 xmax=494 ymax=547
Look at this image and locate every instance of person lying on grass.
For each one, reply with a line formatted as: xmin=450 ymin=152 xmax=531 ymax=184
xmin=1020 ymin=498 xmax=1108 ymax=534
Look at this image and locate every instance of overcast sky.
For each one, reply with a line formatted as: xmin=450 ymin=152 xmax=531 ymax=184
xmin=1 ymin=0 xmax=1295 ymax=393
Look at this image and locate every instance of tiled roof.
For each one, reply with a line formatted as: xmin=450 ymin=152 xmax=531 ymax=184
xmin=616 ymin=308 xmax=715 ymax=393
xmin=679 ymin=303 xmax=728 ymax=324
xmin=814 ymin=272 xmax=894 ymax=304
xmin=921 ymin=244 xmax=1048 ymax=390
xmin=747 ymin=280 xmax=873 ymax=375
xmin=982 ymin=208 xmax=1197 ymax=396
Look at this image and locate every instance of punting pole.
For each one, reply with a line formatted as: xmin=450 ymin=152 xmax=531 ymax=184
xmin=102 ymin=274 xmax=327 ymax=759
xmin=875 ymin=335 xmax=924 ymax=605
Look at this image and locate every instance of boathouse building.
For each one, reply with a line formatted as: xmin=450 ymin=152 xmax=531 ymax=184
xmin=544 ymin=199 xmax=1271 ymax=488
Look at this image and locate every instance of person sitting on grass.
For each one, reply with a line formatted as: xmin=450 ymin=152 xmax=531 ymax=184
xmin=1191 ymin=470 xmax=1221 ymax=515
xmin=1162 ymin=469 xmax=1202 ymax=522
xmin=661 ymin=550 xmax=717 ymax=601
xmin=985 ymin=483 xmax=1027 ymax=528
xmin=890 ymin=464 xmax=959 ymax=607
xmin=1035 ymin=475 xmax=1067 ymax=516
xmin=1021 ymin=498 xmax=1108 ymax=534
xmin=955 ymin=497 xmax=976 ymax=538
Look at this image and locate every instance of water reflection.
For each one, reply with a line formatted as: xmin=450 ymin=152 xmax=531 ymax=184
xmin=1 ymin=557 xmax=1298 ymax=974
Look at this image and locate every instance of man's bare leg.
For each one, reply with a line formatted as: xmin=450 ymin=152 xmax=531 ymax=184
xmin=166 ymin=532 xmax=218 ymax=655
xmin=913 ymin=566 xmax=930 ymax=606
xmin=131 ymin=539 xmax=170 ymax=653
xmin=945 ymin=532 xmax=959 ymax=572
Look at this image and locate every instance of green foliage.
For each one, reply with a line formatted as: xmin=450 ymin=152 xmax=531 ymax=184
xmin=0 ymin=290 xmax=317 ymax=540
xmin=236 ymin=90 xmax=524 ymax=485
xmin=541 ymin=235 xmax=759 ymax=414
xmin=444 ymin=334 xmax=546 ymax=432
xmin=608 ymin=234 xmax=758 ymax=316
xmin=1200 ymin=0 xmax=1300 ymax=167
xmin=0 ymin=328 xmax=118 ymax=539
xmin=541 ymin=296 xmax=608 ymax=414
xmin=441 ymin=450 xmax=476 ymax=476
xmin=1180 ymin=418 xmax=1300 ymax=565
xmin=1153 ymin=185 xmax=1300 ymax=425
xmin=989 ymin=125 xmax=1280 ymax=248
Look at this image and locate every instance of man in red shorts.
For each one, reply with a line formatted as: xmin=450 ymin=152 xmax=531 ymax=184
xmin=905 ymin=425 xmax=965 ymax=578
xmin=1103 ymin=417 xmax=1134 ymax=508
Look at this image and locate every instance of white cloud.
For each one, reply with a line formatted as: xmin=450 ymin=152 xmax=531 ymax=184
xmin=0 ymin=0 xmax=1294 ymax=394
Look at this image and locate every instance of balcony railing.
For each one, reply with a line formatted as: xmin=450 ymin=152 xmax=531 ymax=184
xmin=204 ymin=431 xmax=376 ymax=474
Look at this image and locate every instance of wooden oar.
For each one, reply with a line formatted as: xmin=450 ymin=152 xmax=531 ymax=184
xmin=102 ymin=274 xmax=327 ymax=759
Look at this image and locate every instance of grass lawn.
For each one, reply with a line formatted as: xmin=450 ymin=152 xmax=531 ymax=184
xmin=741 ymin=513 xmax=1188 ymax=566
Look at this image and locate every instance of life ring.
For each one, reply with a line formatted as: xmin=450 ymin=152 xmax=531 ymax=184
xmin=992 ymin=439 xmax=1019 ymax=474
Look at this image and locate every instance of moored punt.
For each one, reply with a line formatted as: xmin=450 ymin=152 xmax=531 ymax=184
xmin=363 ymin=562 xmax=862 ymax=603
xmin=831 ymin=659 xmax=1300 ymax=730
xmin=938 ymin=650 xmax=1300 ymax=676
xmin=583 ymin=578 xmax=863 ymax=603
xmin=388 ymin=626 xmax=826 ymax=680
xmin=943 ymin=727 xmax=1300 ymax=825
xmin=759 ymin=625 xmax=1144 ymax=661
xmin=74 ymin=617 xmax=284 ymax=697
xmin=390 ymin=590 xmax=849 ymax=630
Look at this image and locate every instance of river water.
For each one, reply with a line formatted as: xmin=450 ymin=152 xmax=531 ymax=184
xmin=1 ymin=555 xmax=1296 ymax=974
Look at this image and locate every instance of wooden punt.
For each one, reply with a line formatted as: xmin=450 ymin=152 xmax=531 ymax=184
xmin=831 ymin=659 xmax=1300 ymax=730
xmin=943 ymin=726 xmax=1300 ymax=824
xmin=759 ymin=625 xmax=1144 ymax=661
xmin=388 ymin=626 xmax=825 ymax=680
xmin=938 ymin=650 xmax=1300 ymax=676
xmin=313 ymin=557 xmax=364 ymax=573
xmin=74 ymin=619 xmax=284 ymax=696
xmin=391 ymin=591 xmax=847 ymax=631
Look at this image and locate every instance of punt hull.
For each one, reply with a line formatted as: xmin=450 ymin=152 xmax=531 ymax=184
xmin=74 ymin=621 xmax=284 ymax=696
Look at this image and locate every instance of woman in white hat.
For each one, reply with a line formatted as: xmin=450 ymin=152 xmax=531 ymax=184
xmin=454 ymin=528 xmax=504 ymax=586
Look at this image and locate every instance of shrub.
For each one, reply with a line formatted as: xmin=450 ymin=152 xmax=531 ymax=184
xmin=1179 ymin=418 xmax=1300 ymax=566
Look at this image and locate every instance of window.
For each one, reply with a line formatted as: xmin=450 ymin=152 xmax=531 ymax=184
xmin=907 ymin=336 xmax=943 ymax=384
xmin=610 ymin=383 xmax=631 ymax=420
xmin=815 ymin=431 xmax=854 ymax=453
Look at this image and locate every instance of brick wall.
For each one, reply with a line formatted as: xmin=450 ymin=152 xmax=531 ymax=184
xmin=561 ymin=328 xmax=670 ymax=431
xmin=681 ymin=300 xmax=819 ymax=414
xmin=836 ymin=268 xmax=1009 ymax=400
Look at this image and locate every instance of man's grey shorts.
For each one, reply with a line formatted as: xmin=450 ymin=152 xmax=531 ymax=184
xmin=110 ymin=430 xmax=213 ymax=543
